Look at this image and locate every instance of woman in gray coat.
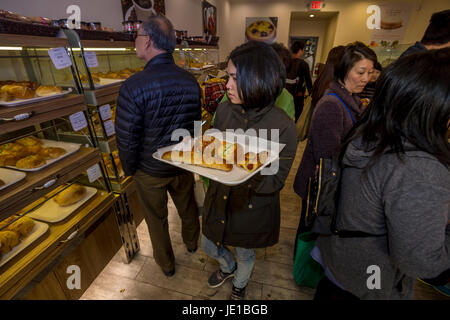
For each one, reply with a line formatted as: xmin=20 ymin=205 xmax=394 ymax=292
xmin=314 ymin=48 xmax=450 ymax=300
xmin=201 ymin=41 xmax=297 ymax=300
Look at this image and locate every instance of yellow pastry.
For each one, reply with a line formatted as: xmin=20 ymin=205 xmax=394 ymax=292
xmin=15 ymin=155 xmax=46 ymax=169
xmin=53 ymin=184 xmax=87 ymax=207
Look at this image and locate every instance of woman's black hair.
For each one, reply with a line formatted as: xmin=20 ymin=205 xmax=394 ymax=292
xmin=373 ymin=61 xmax=382 ymax=71
xmin=334 ymin=42 xmax=377 ymax=83
xmin=421 ymin=9 xmax=450 ymax=46
xmin=228 ymin=41 xmax=285 ymax=109
xmin=340 ymin=48 xmax=450 ymax=168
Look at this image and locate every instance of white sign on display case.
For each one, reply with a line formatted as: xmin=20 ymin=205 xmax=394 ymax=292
xmin=69 ymin=111 xmax=88 ymax=131
xmin=48 ymin=47 xmax=72 ymax=70
xmin=99 ymin=104 xmax=112 ymax=120
xmin=104 ymin=120 xmax=115 ymax=137
xmin=84 ymin=51 xmax=99 ymax=68
xmin=86 ymin=164 xmax=102 ymax=183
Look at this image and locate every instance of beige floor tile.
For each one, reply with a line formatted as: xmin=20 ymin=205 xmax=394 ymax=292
xmin=99 ymin=251 xmax=147 ymax=280
xmin=251 ymin=260 xmax=298 ymax=291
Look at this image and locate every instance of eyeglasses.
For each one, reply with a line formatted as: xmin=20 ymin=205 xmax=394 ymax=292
xmin=133 ymin=33 xmax=148 ymax=40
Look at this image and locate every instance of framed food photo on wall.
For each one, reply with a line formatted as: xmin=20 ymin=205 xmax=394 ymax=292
xmin=202 ymin=1 xmax=217 ymax=36
xmin=122 ymin=0 xmax=165 ymax=21
xmin=245 ymin=17 xmax=278 ymax=44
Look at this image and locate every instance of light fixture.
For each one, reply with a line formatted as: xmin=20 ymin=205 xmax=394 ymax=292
xmin=0 ymin=46 xmax=23 ymax=51
xmin=309 ymin=14 xmax=315 ymax=18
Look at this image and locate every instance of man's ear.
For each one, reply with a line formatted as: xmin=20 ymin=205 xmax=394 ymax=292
xmin=145 ymin=37 xmax=152 ymax=50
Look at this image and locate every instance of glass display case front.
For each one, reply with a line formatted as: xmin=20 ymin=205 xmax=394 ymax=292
xmin=371 ymin=43 xmax=412 ymax=67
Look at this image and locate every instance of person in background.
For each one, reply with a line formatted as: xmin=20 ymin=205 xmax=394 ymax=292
xmin=293 ymin=42 xmax=377 ymax=242
xmin=399 ymin=9 xmax=450 ymax=59
xmin=314 ymin=48 xmax=450 ymax=300
xmin=358 ymin=61 xmax=382 ymax=106
xmin=287 ymin=40 xmax=313 ymax=122
xmin=218 ymin=42 xmax=295 ymax=120
xmin=115 ymin=15 xmax=201 ymax=277
xmin=202 ymin=41 xmax=297 ymax=300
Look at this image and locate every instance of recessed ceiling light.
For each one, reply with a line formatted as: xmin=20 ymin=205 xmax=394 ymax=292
xmin=309 ymin=14 xmax=314 ymax=18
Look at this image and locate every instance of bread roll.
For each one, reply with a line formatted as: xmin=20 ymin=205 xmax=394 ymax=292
xmin=0 ymin=231 xmax=20 ymax=254
xmin=1 ymin=85 xmax=35 ymax=99
xmin=6 ymin=216 xmax=34 ymax=237
xmin=15 ymin=136 xmax=42 ymax=154
xmin=38 ymin=147 xmax=66 ymax=159
xmin=0 ymin=90 xmax=13 ymax=102
xmin=53 ymin=184 xmax=87 ymax=207
xmin=237 ymin=151 xmax=268 ymax=173
xmin=162 ymin=150 xmax=232 ymax=171
xmin=217 ymin=141 xmax=245 ymax=164
xmin=15 ymin=155 xmax=46 ymax=169
xmin=35 ymin=85 xmax=62 ymax=97
xmin=0 ymin=154 xmax=19 ymax=166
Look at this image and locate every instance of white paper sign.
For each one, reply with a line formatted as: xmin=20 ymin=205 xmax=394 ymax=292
xmin=69 ymin=111 xmax=88 ymax=132
xmin=84 ymin=51 xmax=99 ymax=68
xmin=86 ymin=164 xmax=102 ymax=183
xmin=104 ymin=120 xmax=115 ymax=137
xmin=99 ymin=104 xmax=112 ymax=120
xmin=48 ymin=47 xmax=72 ymax=70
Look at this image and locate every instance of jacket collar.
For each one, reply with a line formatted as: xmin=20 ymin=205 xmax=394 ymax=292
xmin=327 ymin=80 xmax=362 ymax=115
xmin=144 ymin=52 xmax=174 ymax=69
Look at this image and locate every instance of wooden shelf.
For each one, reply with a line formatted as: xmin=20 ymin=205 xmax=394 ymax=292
xmin=0 ymin=190 xmax=116 ymax=299
xmin=0 ymin=34 xmax=68 ymax=48
xmin=0 ymin=94 xmax=86 ymax=135
xmin=0 ymin=146 xmax=100 ymax=217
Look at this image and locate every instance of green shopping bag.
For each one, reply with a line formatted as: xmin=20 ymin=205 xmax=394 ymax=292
xmin=293 ymin=231 xmax=324 ymax=288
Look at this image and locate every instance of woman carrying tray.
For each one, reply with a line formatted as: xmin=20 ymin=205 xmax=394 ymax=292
xmin=201 ymin=41 xmax=298 ymax=300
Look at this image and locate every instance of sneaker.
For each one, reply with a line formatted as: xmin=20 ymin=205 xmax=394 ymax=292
xmin=230 ymin=285 xmax=246 ymax=300
xmin=208 ymin=267 xmax=236 ymax=288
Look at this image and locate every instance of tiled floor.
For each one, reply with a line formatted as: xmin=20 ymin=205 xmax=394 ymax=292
xmin=81 ymin=137 xmax=450 ymax=300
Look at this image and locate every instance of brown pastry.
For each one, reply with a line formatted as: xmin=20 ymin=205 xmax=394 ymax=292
xmin=0 ymin=90 xmax=13 ymax=102
xmin=0 ymin=142 xmax=29 ymax=158
xmin=38 ymin=147 xmax=66 ymax=160
xmin=15 ymin=155 xmax=46 ymax=169
xmin=1 ymin=85 xmax=35 ymax=99
xmin=0 ymin=154 xmax=19 ymax=166
xmin=0 ymin=178 xmax=4 ymax=187
xmin=35 ymin=85 xmax=63 ymax=97
xmin=162 ymin=150 xmax=233 ymax=171
xmin=53 ymin=184 xmax=87 ymax=207
xmin=14 ymin=81 xmax=39 ymax=90
xmin=6 ymin=216 xmax=35 ymax=237
xmin=0 ymin=231 xmax=20 ymax=254
xmin=15 ymin=136 xmax=42 ymax=154
xmin=237 ymin=151 xmax=269 ymax=173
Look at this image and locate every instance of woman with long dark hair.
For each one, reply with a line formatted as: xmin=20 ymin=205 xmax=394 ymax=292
xmin=314 ymin=48 xmax=450 ymax=300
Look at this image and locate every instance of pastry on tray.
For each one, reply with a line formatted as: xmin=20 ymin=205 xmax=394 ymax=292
xmin=0 ymin=142 xmax=29 ymax=158
xmin=0 ymin=154 xmax=19 ymax=166
xmin=0 ymin=178 xmax=4 ymax=187
xmin=162 ymin=150 xmax=233 ymax=172
xmin=15 ymin=136 xmax=42 ymax=154
xmin=35 ymin=85 xmax=62 ymax=97
xmin=237 ymin=151 xmax=270 ymax=173
xmin=53 ymin=184 xmax=87 ymax=207
xmin=15 ymin=154 xmax=46 ymax=169
xmin=0 ymin=230 xmax=19 ymax=254
xmin=0 ymin=84 xmax=35 ymax=99
xmin=6 ymin=215 xmax=35 ymax=237
xmin=38 ymin=147 xmax=66 ymax=160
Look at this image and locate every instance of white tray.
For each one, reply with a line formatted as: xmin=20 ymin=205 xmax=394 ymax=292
xmin=0 ymin=88 xmax=72 ymax=107
xmin=153 ymin=132 xmax=285 ymax=186
xmin=28 ymin=186 xmax=98 ymax=223
xmin=98 ymin=78 xmax=125 ymax=86
xmin=5 ymin=139 xmax=81 ymax=172
xmin=0 ymin=220 xmax=49 ymax=268
xmin=0 ymin=168 xmax=26 ymax=192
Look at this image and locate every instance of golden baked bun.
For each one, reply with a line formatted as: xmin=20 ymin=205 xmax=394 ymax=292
xmin=0 ymin=142 xmax=29 ymax=158
xmin=217 ymin=141 xmax=245 ymax=164
xmin=53 ymin=184 xmax=87 ymax=207
xmin=15 ymin=136 xmax=42 ymax=154
xmin=6 ymin=216 xmax=35 ymax=237
xmin=0 ymin=90 xmax=13 ymax=102
xmin=162 ymin=150 xmax=233 ymax=171
xmin=38 ymin=147 xmax=66 ymax=160
xmin=0 ymin=230 xmax=20 ymax=254
xmin=15 ymin=155 xmax=46 ymax=169
xmin=0 ymin=154 xmax=19 ymax=166
xmin=1 ymin=85 xmax=35 ymax=99
xmin=15 ymin=81 xmax=39 ymax=90
xmin=35 ymin=85 xmax=62 ymax=97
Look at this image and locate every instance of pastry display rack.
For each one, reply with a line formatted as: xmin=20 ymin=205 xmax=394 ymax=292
xmin=61 ymin=29 xmax=143 ymax=255
xmin=370 ymin=43 xmax=412 ymax=67
xmin=0 ymin=34 xmax=132 ymax=300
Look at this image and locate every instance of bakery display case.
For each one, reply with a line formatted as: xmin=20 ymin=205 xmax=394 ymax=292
xmin=371 ymin=43 xmax=412 ymax=67
xmin=0 ymin=33 xmax=134 ymax=300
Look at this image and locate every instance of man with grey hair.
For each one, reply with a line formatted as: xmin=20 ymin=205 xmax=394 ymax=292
xmin=115 ymin=15 xmax=201 ymax=277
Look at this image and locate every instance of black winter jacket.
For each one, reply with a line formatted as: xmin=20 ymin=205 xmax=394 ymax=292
xmin=202 ymin=101 xmax=298 ymax=248
xmin=115 ymin=53 xmax=201 ymax=177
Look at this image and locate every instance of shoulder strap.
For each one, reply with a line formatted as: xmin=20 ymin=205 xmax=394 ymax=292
xmin=326 ymin=92 xmax=355 ymax=124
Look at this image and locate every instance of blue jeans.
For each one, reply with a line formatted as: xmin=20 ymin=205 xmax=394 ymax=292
xmin=201 ymin=235 xmax=256 ymax=289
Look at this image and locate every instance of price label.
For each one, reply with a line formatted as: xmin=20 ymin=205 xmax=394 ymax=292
xmin=86 ymin=164 xmax=102 ymax=183
xmin=69 ymin=111 xmax=88 ymax=131
xmin=99 ymin=104 xmax=112 ymax=120
xmin=48 ymin=47 xmax=72 ymax=70
xmin=84 ymin=51 xmax=99 ymax=68
xmin=104 ymin=120 xmax=115 ymax=137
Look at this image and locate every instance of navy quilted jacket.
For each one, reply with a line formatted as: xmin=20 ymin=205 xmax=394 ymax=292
xmin=115 ymin=53 xmax=201 ymax=177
